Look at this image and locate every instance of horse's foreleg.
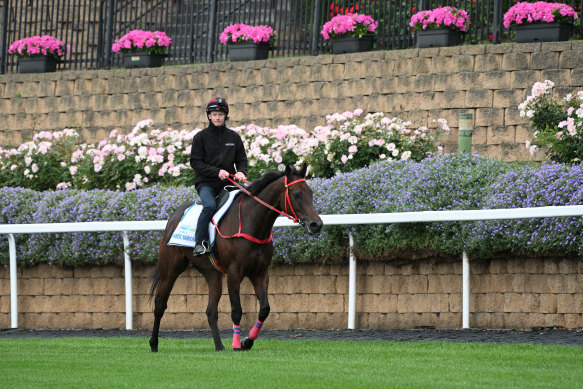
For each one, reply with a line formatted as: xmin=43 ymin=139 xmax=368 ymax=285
xmin=227 ymin=273 xmax=243 ymax=351
xmin=149 ymin=257 xmax=187 ymax=352
xmin=204 ymin=271 xmax=225 ymax=352
xmin=242 ymin=271 xmax=270 ymax=351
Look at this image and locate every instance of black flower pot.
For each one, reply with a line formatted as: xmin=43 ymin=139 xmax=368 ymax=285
xmin=227 ymin=43 xmax=270 ymax=61
xmin=18 ymin=56 xmax=58 ymax=73
xmin=514 ymin=22 xmax=572 ymax=43
xmin=415 ymin=29 xmax=461 ymax=48
xmin=122 ymin=51 xmax=164 ymax=68
xmin=330 ymin=34 xmax=375 ymax=54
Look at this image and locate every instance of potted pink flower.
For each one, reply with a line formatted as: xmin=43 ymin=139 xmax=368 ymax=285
xmin=219 ymin=23 xmax=278 ymax=62
xmin=409 ymin=6 xmax=470 ymax=48
xmin=320 ymin=13 xmax=378 ymax=54
xmin=112 ymin=30 xmax=172 ymax=68
xmin=503 ymin=1 xmax=578 ymax=43
xmin=8 ymin=35 xmax=70 ymax=73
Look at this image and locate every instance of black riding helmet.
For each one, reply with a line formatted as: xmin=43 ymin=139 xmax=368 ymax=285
xmin=206 ymin=98 xmax=229 ymax=120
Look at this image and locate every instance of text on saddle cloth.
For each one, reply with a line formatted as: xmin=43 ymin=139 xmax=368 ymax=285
xmin=167 ymin=190 xmax=241 ymax=248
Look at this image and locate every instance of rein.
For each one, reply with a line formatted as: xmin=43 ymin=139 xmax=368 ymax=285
xmin=211 ymin=174 xmax=305 ymax=245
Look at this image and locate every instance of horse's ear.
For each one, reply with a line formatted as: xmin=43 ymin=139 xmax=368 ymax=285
xmin=298 ymin=163 xmax=307 ymax=177
xmin=285 ymin=165 xmax=292 ymax=178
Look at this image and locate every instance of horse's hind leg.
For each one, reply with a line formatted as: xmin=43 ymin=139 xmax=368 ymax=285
xmin=242 ymin=271 xmax=270 ymax=351
xmin=149 ymin=250 xmax=188 ymax=352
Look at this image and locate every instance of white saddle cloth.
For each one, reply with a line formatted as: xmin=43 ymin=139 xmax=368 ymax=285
xmin=167 ymin=190 xmax=240 ymax=248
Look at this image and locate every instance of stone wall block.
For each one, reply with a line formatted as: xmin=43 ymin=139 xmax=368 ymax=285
xmin=411 ymin=57 xmax=432 ymax=75
xmin=493 ymin=89 xmax=524 ymax=108
xmin=466 ymin=89 xmax=493 ymax=108
xmin=502 ymin=52 xmax=530 ymax=71
xmin=482 ymin=71 xmax=510 ymax=90
xmin=510 ymin=70 xmax=541 ymax=88
xmin=475 ymin=107 xmax=504 ymax=126
xmin=540 ymin=68 xmax=570 ymax=86
xmin=431 ymin=55 xmax=453 ymax=74
xmin=452 ymin=55 xmax=476 ymax=72
xmin=559 ymin=49 xmax=583 ymax=69
xmin=474 ymin=53 xmax=500 ymax=71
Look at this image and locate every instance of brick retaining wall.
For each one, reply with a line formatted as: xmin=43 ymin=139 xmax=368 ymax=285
xmin=2 ymin=41 xmax=583 ymax=160
xmin=1 ymin=258 xmax=582 ymax=330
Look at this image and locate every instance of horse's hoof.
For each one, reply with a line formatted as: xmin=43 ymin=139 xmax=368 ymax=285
xmin=149 ymin=339 xmax=158 ymax=352
xmin=215 ymin=345 xmax=225 ymax=352
xmin=233 ymin=347 xmax=241 ymax=352
xmin=241 ymin=337 xmax=254 ymax=351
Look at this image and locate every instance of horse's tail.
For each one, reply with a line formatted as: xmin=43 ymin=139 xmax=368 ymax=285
xmin=149 ymin=263 xmax=160 ymax=303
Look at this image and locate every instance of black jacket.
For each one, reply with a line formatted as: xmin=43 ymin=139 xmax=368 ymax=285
xmin=190 ymin=123 xmax=248 ymax=191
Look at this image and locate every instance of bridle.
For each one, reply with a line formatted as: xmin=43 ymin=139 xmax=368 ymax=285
xmin=226 ymin=174 xmax=306 ymax=223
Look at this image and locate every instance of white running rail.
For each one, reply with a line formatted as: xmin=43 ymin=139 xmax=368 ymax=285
xmin=2 ymin=205 xmax=583 ymax=330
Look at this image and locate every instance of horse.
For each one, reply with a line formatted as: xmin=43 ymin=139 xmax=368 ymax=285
xmin=149 ymin=164 xmax=323 ymax=352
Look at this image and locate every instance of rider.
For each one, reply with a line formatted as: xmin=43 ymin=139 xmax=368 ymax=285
xmin=190 ymin=98 xmax=248 ymax=256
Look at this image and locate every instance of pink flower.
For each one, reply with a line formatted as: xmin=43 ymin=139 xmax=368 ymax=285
xmin=348 ymin=145 xmax=358 ymax=153
xmin=321 ymin=13 xmax=378 ymax=40
xmin=8 ymin=35 xmax=70 ymax=59
xmin=111 ymin=30 xmax=172 ymax=54
xmin=503 ymin=2 xmax=578 ymax=28
xmin=220 ymin=24 xmax=278 ymax=46
xmin=410 ymin=7 xmax=471 ymax=32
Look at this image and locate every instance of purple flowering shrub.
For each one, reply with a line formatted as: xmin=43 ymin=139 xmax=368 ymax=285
xmin=2 ymin=155 xmax=582 ymax=267
xmin=466 ymin=163 xmax=583 ymax=257
xmin=0 ymin=185 xmax=196 ymax=266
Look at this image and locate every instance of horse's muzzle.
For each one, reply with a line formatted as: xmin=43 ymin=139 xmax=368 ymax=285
xmin=303 ymin=219 xmax=323 ymax=235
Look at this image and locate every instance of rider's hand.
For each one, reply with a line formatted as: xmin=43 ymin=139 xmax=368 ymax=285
xmin=218 ymin=169 xmax=229 ymax=180
xmin=234 ymin=172 xmax=246 ymax=182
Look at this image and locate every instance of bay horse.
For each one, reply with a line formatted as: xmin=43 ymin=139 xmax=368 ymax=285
xmin=149 ymin=165 xmax=323 ymax=352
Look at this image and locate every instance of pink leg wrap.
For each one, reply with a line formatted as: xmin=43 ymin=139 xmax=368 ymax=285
xmin=232 ymin=325 xmax=241 ymax=349
xmin=249 ymin=320 xmax=263 ymax=340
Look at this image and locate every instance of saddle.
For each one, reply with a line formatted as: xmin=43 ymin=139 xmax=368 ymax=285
xmin=167 ymin=187 xmax=241 ymax=248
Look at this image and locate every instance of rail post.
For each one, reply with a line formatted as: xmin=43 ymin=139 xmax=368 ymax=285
xmin=122 ymin=231 xmax=133 ymax=330
xmin=462 ymin=251 xmax=470 ymax=329
xmin=348 ymin=232 xmax=356 ymax=329
xmin=8 ymin=233 xmax=18 ymax=328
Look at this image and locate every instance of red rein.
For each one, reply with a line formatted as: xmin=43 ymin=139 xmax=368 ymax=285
xmin=212 ymin=175 xmax=305 ymax=244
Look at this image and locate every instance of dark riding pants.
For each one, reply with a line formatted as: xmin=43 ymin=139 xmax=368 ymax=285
xmin=195 ymin=185 xmax=220 ymax=244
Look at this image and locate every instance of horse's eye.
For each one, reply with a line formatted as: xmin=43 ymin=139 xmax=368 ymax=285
xmin=293 ymin=192 xmax=301 ymax=200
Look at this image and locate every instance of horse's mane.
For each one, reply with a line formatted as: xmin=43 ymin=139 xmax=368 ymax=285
xmin=245 ymin=167 xmax=304 ymax=196
xmin=246 ymin=171 xmax=285 ymax=196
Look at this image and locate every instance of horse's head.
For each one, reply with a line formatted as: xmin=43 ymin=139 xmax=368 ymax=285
xmin=284 ymin=164 xmax=323 ymax=235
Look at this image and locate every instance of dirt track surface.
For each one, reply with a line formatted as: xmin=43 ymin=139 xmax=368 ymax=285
xmin=1 ymin=328 xmax=582 ymax=346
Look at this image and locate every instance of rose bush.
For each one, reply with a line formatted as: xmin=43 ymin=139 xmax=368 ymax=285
xmin=409 ymin=6 xmax=471 ymax=32
xmin=519 ymin=80 xmax=583 ymax=163
xmin=0 ymin=111 xmax=450 ymax=190
xmin=307 ymin=109 xmax=450 ymax=178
